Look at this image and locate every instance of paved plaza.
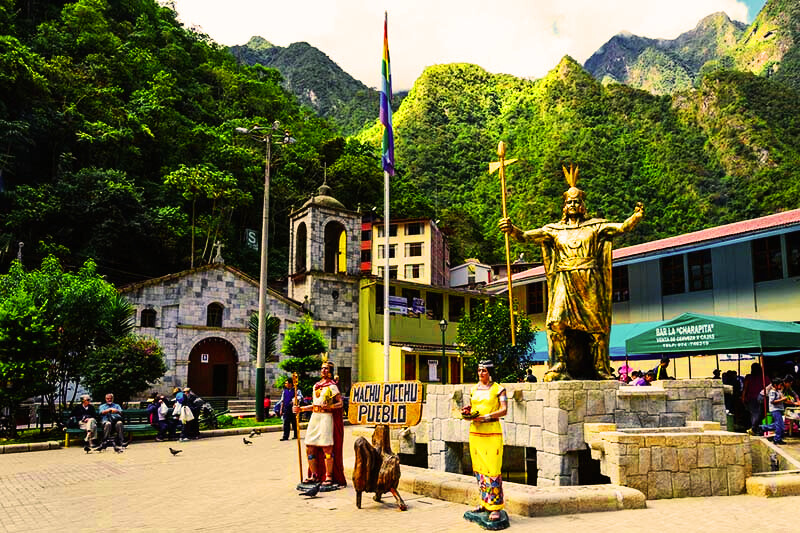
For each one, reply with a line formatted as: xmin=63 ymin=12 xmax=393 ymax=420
xmin=1 ymin=427 xmax=797 ymax=532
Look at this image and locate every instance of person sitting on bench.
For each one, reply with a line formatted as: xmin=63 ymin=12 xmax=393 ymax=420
xmin=98 ymin=393 xmax=125 ymax=446
xmin=72 ymin=394 xmax=98 ymax=445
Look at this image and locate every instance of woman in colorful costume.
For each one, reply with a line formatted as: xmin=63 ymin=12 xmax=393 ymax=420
xmin=294 ymin=361 xmax=343 ymax=487
xmin=461 ymin=360 xmax=508 ymax=522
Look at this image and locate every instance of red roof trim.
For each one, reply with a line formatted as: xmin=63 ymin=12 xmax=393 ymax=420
xmin=497 ymin=209 xmax=800 ymax=286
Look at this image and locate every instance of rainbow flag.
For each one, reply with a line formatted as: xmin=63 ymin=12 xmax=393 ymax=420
xmin=380 ymin=12 xmax=395 ymax=176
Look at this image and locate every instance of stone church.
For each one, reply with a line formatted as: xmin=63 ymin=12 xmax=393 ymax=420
xmin=120 ymin=183 xmax=361 ymax=398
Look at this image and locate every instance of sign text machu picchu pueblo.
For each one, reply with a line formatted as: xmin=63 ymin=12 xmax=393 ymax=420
xmin=348 ymin=381 xmax=423 ymax=427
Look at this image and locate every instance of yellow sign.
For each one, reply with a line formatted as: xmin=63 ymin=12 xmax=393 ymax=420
xmin=348 ymin=381 xmax=424 ymax=427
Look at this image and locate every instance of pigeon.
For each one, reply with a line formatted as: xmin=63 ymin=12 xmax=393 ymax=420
xmin=243 ymin=437 xmax=253 ymax=445
xmin=84 ymin=445 xmax=91 ymax=453
xmin=169 ymin=447 xmax=182 ymax=456
xmin=299 ymin=483 xmax=321 ymax=498
xmin=249 ymin=429 xmax=260 ymax=438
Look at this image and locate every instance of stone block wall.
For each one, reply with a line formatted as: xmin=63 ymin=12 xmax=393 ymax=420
xmin=418 ymin=380 xmax=728 ymax=487
xmin=586 ymin=423 xmax=752 ymax=498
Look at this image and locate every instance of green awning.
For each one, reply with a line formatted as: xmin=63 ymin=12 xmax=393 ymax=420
xmin=625 ymin=312 xmax=800 ymax=356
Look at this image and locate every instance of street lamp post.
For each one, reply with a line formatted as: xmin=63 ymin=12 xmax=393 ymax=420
xmin=236 ymin=122 xmax=294 ymax=421
xmin=439 ymin=319 xmax=448 ymax=384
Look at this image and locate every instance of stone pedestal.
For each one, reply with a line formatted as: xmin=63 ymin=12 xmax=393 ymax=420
xmin=420 ymin=380 xmax=731 ymax=488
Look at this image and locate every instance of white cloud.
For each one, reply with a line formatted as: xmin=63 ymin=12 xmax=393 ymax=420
xmin=170 ymin=0 xmax=752 ymax=90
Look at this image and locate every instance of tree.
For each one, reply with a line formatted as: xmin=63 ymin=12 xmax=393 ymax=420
xmin=248 ymin=311 xmax=280 ymax=362
xmin=0 ymin=290 xmax=54 ymax=437
xmin=0 ymin=256 xmax=123 ymax=410
xmin=278 ymin=315 xmax=327 ymax=395
xmin=80 ymin=336 xmax=167 ymax=404
xmin=455 ymin=299 xmax=537 ymax=383
xmin=163 ymin=164 xmax=252 ymax=268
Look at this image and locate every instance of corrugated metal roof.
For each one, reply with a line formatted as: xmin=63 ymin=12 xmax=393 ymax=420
xmin=489 ymin=208 xmax=800 ymax=290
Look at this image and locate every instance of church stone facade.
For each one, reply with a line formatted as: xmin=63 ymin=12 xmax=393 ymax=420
xmin=120 ymin=182 xmax=363 ymax=398
xmin=120 ymin=264 xmax=306 ymax=398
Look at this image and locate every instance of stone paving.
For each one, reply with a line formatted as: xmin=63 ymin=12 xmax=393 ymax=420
xmin=1 ymin=427 xmax=798 ymax=532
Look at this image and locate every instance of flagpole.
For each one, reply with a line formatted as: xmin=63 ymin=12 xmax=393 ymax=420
xmin=384 ymin=172 xmax=390 ymax=381
xmin=381 ymin=11 xmax=394 ymax=381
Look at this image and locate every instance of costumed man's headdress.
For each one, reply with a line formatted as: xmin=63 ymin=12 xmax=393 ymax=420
xmin=477 ymin=360 xmax=494 ymax=369
xmin=562 ymin=163 xmax=585 ymax=201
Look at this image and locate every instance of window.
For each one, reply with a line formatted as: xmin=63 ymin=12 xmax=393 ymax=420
xmin=449 ymin=295 xmax=465 ymax=322
xmin=526 ymin=281 xmax=547 ymax=313
xmin=426 ymin=292 xmax=443 ymax=320
xmin=612 ymin=266 xmax=629 ymax=302
xmin=405 ymin=222 xmax=423 ymax=235
xmin=752 ymin=236 xmax=783 ymax=282
xmin=404 ymin=264 xmax=424 ymax=279
xmin=360 ymin=249 xmax=371 ymax=263
xmin=375 ymin=224 xmax=398 ymax=238
xmin=361 ymin=229 xmax=372 ymax=241
xmin=207 ymin=303 xmax=224 ymax=327
xmin=330 ymin=327 xmax=338 ymax=350
xmin=377 ymin=244 xmax=396 ymax=259
xmin=140 ymin=309 xmax=157 ymax=328
xmin=660 ymin=256 xmax=685 ymax=296
xmin=687 ymin=250 xmax=713 ymax=291
xmin=786 ymin=231 xmax=800 ymax=278
xmin=376 ymin=284 xmax=384 ymax=314
xmin=377 ymin=266 xmax=398 ymax=279
xmin=295 ymin=222 xmax=307 ymax=273
xmin=405 ymin=242 xmax=423 ymax=257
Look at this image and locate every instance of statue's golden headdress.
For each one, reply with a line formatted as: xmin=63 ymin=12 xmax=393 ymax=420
xmin=562 ymin=163 xmax=585 ymax=201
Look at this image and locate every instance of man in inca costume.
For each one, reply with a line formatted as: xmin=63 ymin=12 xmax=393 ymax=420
xmin=500 ymin=165 xmax=643 ymax=381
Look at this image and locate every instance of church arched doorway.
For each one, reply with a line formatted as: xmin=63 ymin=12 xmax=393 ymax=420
xmin=187 ymin=337 xmax=238 ymax=397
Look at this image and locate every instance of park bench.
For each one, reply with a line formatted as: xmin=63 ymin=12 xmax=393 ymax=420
xmin=61 ymin=408 xmax=154 ymax=447
xmin=199 ymin=406 xmax=230 ymax=429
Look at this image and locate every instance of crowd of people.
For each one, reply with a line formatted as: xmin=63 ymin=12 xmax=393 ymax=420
xmin=613 ymin=358 xmax=799 ymax=444
xmin=70 ymin=387 xmax=206 ymax=448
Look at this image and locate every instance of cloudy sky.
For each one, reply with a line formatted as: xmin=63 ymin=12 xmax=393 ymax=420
xmin=170 ymin=0 xmax=767 ymax=90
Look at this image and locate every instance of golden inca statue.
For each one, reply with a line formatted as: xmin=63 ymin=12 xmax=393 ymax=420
xmin=499 ymin=164 xmax=644 ymax=381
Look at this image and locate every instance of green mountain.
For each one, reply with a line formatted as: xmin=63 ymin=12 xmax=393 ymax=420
xmin=729 ymin=0 xmax=800 ymax=89
xmin=363 ymin=57 xmax=800 ymax=265
xmin=585 ymin=12 xmax=747 ymax=94
xmin=585 ymin=1 xmax=800 ymax=94
xmin=229 ymin=37 xmax=386 ymax=135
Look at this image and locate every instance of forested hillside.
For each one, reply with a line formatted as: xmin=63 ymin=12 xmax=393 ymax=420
xmin=229 ymin=37 xmax=380 ymax=136
xmin=361 ymin=58 xmax=800 ymax=266
xmin=0 ymin=0 xmax=382 ymax=282
xmin=1 ymin=0 xmax=798 ymax=281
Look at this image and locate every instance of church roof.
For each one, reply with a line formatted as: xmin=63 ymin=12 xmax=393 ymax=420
xmin=302 ymin=183 xmax=346 ymax=210
xmin=118 ymin=263 xmax=304 ymax=310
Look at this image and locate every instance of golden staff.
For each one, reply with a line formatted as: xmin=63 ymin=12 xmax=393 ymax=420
xmin=292 ymin=372 xmax=303 ymax=483
xmin=489 ymin=141 xmax=518 ymax=345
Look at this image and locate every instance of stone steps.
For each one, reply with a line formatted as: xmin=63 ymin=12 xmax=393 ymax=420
xmin=343 ymin=458 xmax=646 ymax=516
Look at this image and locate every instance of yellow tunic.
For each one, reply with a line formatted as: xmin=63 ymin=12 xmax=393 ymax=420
xmin=469 ymin=382 xmax=505 ymax=511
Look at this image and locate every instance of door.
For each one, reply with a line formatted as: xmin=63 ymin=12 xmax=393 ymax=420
xmin=187 ymin=337 xmax=237 ymax=397
xmin=212 ymin=364 xmax=229 ymax=396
